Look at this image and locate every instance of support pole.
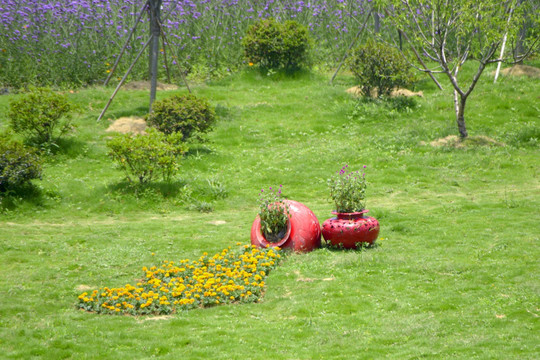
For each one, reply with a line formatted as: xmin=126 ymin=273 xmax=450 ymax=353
xmin=104 ymin=0 xmax=149 ymax=86
xmin=494 ymin=5 xmax=515 ymax=83
xmin=97 ymin=36 xmax=152 ymax=122
xmin=330 ymin=9 xmax=372 ymax=85
xmin=161 ymin=35 xmax=172 ymax=83
xmin=157 ymin=20 xmax=192 ymax=93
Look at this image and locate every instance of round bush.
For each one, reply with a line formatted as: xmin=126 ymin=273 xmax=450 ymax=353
xmin=348 ymin=40 xmax=416 ymax=97
xmin=8 ymin=87 xmax=74 ymax=146
xmin=146 ymin=94 xmax=216 ymax=142
xmin=0 ymin=139 xmax=42 ymax=192
xmin=107 ymin=128 xmax=187 ymax=184
xmin=242 ymin=18 xmax=311 ymax=71
xmin=281 ymin=20 xmax=312 ymax=70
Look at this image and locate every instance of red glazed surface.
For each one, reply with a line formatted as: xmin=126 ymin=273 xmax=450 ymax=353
xmin=321 ymin=210 xmax=380 ymax=249
xmin=251 ymin=199 xmax=321 ymax=252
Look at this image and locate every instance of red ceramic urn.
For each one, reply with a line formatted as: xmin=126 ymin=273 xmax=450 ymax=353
xmin=251 ymin=199 xmax=321 ymax=252
xmin=321 ymin=210 xmax=379 ymax=249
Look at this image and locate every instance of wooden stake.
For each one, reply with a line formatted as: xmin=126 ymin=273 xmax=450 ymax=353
xmin=157 ymin=20 xmax=192 ymax=93
xmin=104 ymin=0 xmax=149 ymax=86
xmin=97 ymin=36 xmax=152 ymax=122
xmin=330 ymin=9 xmax=372 ymax=85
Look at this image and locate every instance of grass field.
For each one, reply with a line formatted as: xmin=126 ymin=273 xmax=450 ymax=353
xmin=0 ymin=62 xmax=539 ymax=359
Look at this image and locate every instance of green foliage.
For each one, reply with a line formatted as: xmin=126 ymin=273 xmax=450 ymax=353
xmin=379 ymin=0 xmax=540 ymax=138
xmin=107 ymin=129 xmax=187 ymax=184
xmin=348 ymin=96 xmax=418 ymax=122
xmin=0 ymin=64 xmax=539 ymax=359
xmin=507 ymin=122 xmax=540 ymax=147
xmin=258 ymin=185 xmax=289 ymax=243
xmin=328 ymin=165 xmax=367 ymax=213
xmin=206 ymin=177 xmax=228 ymax=200
xmin=146 ymin=94 xmax=216 ymax=142
xmin=0 ymin=136 xmax=42 ymax=192
xmin=348 ymin=40 xmax=416 ymax=97
xmin=242 ymin=18 xmax=312 ymax=71
xmin=8 ymin=87 xmax=74 ymax=147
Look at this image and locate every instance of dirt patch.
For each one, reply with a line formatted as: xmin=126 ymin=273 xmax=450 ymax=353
xmin=208 ymin=220 xmax=227 ymax=225
xmin=137 ymin=315 xmax=174 ymax=322
xmin=76 ymin=285 xmax=94 ymax=292
xmin=391 ymin=88 xmax=423 ymax=97
xmin=123 ymin=81 xmax=178 ymax=91
xmin=346 ymin=86 xmax=423 ymax=98
xmin=425 ymin=135 xmax=505 ymax=148
xmin=106 ymin=116 xmax=147 ymax=135
xmin=497 ymin=65 xmax=540 ymax=78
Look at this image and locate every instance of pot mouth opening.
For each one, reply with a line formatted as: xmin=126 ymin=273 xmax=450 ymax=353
xmin=258 ymin=219 xmax=291 ymax=247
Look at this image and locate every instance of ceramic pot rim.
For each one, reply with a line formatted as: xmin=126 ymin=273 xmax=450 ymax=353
xmin=331 ymin=209 xmax=369 ymax=216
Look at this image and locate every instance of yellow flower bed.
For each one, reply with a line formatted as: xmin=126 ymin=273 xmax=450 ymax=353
xmin=77 ymin=244 xmax=282 ymax=315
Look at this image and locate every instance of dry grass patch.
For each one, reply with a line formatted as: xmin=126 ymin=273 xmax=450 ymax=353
xmin=123 ymin=81 xmax=179 ymax=91
xmin=106 ymin=116 xmax=147 ymax=135
xmin=346 ymin=86 xmax=423 ymax=98
xmin=497 ymin=65 xmax=540 ymax=78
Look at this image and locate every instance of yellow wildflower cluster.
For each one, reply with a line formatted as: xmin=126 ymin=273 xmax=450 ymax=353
xmin=77 ymin=245 xmax=282 ymax=315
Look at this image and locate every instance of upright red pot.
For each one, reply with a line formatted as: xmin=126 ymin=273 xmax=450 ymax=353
xmin=251 ymin=199 xmax=321 ymax=252
xmin=321 ymin=210 xmax=379 ymax=249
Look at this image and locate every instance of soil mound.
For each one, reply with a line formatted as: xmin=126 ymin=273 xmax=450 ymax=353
xmin=498 ymin=65 xmax=540 ymax=78
xmin=123 ymin=81 xmax=178 ymax=91
xmin=346 ymin=86 xmax=423 ymax=98
xmin=106 ymin=116 xmax=147 ymax=135
xmin=425 ymin=135 xmax=505 ymax=148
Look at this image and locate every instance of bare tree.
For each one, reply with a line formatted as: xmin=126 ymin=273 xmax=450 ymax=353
xmin=379 ymin=0 xmax=540 ymax=138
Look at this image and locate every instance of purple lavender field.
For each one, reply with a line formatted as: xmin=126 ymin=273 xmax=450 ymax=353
xmin=0 ymin=0 xmax=371 ymax=87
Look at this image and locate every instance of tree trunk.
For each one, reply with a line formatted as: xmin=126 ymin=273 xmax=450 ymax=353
xmin=456 ymin=95 xmax=468 ymax=139
xmin=373 ymin=12 xmax=380 ymax=33
xmin=149 ymin=0 xmax=162 ymax=112
xmin=514 ymin=0 xmax=526 ymax=64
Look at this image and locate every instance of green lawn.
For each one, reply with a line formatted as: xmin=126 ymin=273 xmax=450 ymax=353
xmin=0 ymin=63 xmax=539 ymax=359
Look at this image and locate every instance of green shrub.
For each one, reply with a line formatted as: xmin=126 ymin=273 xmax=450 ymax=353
xmin=507 ymin=123 xmax=539 ymax=147
xmin=0 ymin=137 xmax=43 ymax=192
xmin=8 ymin=87 xmax=74 ymax=146
xmin=243 ymin=18 xmax=311 ymax=71
xmin=280 ymin=20 xmax=312 ymax=70
xmin=146 ymin=94 xmax=216 ymax=142
xmin=107 ymin=129 xmax=188 ymax=184
xmin=348 ymin=40 xmax=416 ymax=97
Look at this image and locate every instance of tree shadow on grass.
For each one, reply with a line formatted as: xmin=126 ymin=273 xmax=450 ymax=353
xmin=184 ymin=144 xmax=214 ymax=158
xmin=0 ymin=183 xmax=45 ymax=212
xmin=320 ymin=241 xmax=379 ymax=252
xmin=45 ymin=137 xmax=88 ymax=158
xmin=106 ymin=180 xmax=188 ymax=200
xmin=110 ymin=105 xmax=149 ymax=119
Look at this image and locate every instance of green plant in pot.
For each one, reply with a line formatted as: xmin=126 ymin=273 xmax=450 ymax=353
xmin=258 ymin=185 xmax=290 ymax=243
xmin=329 ymin=164 xmax=367 ymax=213
xmin=322 ymin=165 xmax=380 ymax=249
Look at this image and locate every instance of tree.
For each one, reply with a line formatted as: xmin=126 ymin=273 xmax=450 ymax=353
xmin=377 ymin=0 xmax=540 ymax=138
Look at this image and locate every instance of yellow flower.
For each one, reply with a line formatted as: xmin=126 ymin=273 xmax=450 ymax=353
xmin=249 ymin=62 xmax=254 ymax=66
